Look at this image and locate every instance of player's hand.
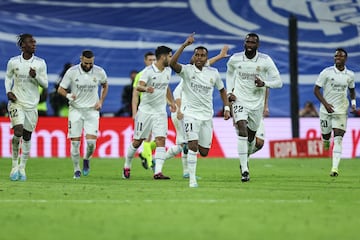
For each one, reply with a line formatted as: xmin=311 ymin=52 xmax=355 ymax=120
xmin=94 ymin=101 xmax=102 ymax=111
xmin=146 ymin=86 xmax=154 ymax=93
xmin=350 ymin=105 xmax=357 ymax=113
xmin=254 ymin=76 xmax=265 ymax=87
xmin=7 ymin=92 xmax=17 ymax=102
xmin=169 ymin=102 xmax=177 ymax=113
xmin=183 ymin=32 xmax=195 ymax=47
xmin=29 ymin=67 xmax=36 ymax=78
xmin=176 ymin=111 xmax=184 ymax=120
xmin=263 ymin=108 xmax=270 ymax=117
xmin=324 ymin=103 xmax=334 ymax=113
xmin=227 ymin=93 xmax=236 ymax=102
xmin=223 ymin=110 xmax=231 ymax=120
xmin=219 ymin=45 xmax=230 ymax=58
xmin=66 ymin=93 xmax=76 ymax=101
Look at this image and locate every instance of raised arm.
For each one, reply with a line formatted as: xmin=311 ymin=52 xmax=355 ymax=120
xmin=169 ymin=32 xmax=195 ymax=73
xmin=209 ymin=45 xmax=229 ymax=66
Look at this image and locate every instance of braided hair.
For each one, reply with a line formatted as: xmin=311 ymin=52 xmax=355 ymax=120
xmin=17 ymin=33 xmax=33 ymax=49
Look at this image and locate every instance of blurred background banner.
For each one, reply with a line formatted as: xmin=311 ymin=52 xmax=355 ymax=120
xmin=0 ymin=0 xmax=359 ymax=116
xmin=0 ymin=117 xmax=359 ymax=158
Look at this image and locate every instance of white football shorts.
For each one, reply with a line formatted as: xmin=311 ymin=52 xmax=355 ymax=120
xmin=133 ymin=110 xmax=168 ymax=140
xmin=183 ymin=115 xmax=213 ymax=149
xmin=319 ymin=112 xmax=347 ymax=134
xmin=68 ymin=107 xmax=100 ymax=138
xmin=8 ymin=102 xmax=38 ymax=132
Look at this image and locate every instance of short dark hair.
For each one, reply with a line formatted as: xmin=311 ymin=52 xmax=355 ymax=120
xmin=144 ymin=51 xmax=155 ymax=59
xmin=82 ymin=50 xmax=94 ymax=58
xmin=17 ymin=33 xmax=33 ymax=48
xmin=246 ymin=33 xmax=260 ymax=42
xmin=194 ymin=46 xmax=208 ymax=55
xmin=155 ymin=46 xmax=172 ymax=60
xmin=336 ymin=48 xmax=347 ymax=57
xmin=130 ymin=69 xmax=138 ymax=75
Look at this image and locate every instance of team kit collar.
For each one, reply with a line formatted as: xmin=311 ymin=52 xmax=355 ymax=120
xmin=78 ymin=64 xmax=94 ymax=74
xmin=243 ymin=51 xmax=259 ymax=62
xmin=151 ymin=62 xmax=161 ymax=72
xmin=192 ymin=64 xmax=203 ymax=73
xmin=333 ymin=64 xmax=347 ymax=73
xmin=20 ymin=53 xmax=34 ymax=62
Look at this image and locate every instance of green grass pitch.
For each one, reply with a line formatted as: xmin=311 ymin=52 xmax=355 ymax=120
xmin=0 ymin=157 xmax=359 ymax=240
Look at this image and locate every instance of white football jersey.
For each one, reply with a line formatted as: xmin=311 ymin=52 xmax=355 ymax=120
xmin=60 ymin=64 xmax=107 ymax=108
xmin=137 ymin=63 xmax=172 ymax=114
xmin=5 ymin=54 xmax=48 ymax=110
xmin=315 ymin=65 xmax=355 ymax=114
xmin=226 ymin=51 xmax=282 ymax=110
xmin=178 ymin=64 xmax=224 ymax=120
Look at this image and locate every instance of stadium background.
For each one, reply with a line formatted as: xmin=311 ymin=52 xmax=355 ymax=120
xmin=0 ymin=0 xmax=359 ymax=158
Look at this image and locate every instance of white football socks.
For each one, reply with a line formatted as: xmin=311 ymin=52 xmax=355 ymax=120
xmin=19 ymin=140 xmax=31 ymax=170
xmin=237 ymin=136 xmax=249 ymax=173
xmin=154 ymin=147 xmax=166 ymax=174
xmin=71 ymin=140 xmax=81 ymax=172
xmin=125 ymin=144 xmax=137 ymax=169
xmin=332 ymin=136 xmax=343 ymax=169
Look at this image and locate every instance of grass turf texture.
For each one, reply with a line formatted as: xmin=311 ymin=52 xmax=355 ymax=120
xmin=0 ymin=157 xmax=359 ymax=240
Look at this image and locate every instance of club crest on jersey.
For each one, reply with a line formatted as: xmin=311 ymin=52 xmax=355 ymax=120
xmin=210 ymin=78 xmax=214 ymax=84
xmin=256 ymin=66 xmax=261 ymax=72
xmin=93 ymin=77 xmax=96 ymax=83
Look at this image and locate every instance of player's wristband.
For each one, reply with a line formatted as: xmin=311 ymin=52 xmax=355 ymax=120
xmin=351 ymin=99 xmax=356 ymax=107
xmin=224 ymin=106 xmax=230 ymax=112
xmin=66 ymin=93 xmax=73 ymax=101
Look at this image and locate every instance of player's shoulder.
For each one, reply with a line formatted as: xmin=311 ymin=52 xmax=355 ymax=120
xmin=204 ymin=65 xmax=219 ymax=73
xmin=345 ymin=67 xmax=355 ymax=76
xmin=33 ymin=55 xmax=46 ymax=62
xmin=321 ymin=66 xmax=335 ymax=73
xmin=257 ymin=52 xmax=274 ymax=62
xmin=8 ymin=55 xmax=21 ymax=63
xmin=229 ymin=52 xmax=244 ymax=60
xmin=92 ymin=64 xmax=104 ymax=71
xmin=67 ymin=64 xmax=79 ymax=73
xmin=143 ymin=65 xmax=153 ymax=72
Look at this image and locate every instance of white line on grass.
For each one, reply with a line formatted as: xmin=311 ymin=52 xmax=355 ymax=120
xmin=0 ymin=199 xmax=315 ymax=204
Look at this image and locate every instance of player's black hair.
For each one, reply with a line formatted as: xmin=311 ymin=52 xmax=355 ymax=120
xmin=82 ymin=50 xmax=94 ymax=58
xmin=246 ymin=33 xmax=260 ymax=42
xmin=155 ymin=46 xmax=172 ymax=60
xmin=194 ymin=46 xmax=208 ymax=55
xmin=17 ymin=33 xmax=33 ymax=48
xmin=144 ymin=51 xmax=155 ymax=59
xmin=336 ymin=48 xmax=348 ymax=57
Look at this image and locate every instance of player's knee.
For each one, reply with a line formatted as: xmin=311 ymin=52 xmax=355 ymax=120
xmin=199 ymin=147 xmax=209 ymax=157
xmin=199 ymin=151 xmax=208 ymax=157
xmin=22 ymin=130 xmax=32 ymax=141
xmin=13 ymin=125 xmax=23 ymax=137
xmin=187 ymin=141 xmax=198 ymax=153
xmin=255 ymin=139 xmax=264 ymax=150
